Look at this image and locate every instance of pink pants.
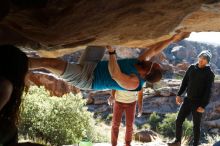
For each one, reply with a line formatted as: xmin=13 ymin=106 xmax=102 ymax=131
xmin=111 ymin=101 xmax=136 ymax=146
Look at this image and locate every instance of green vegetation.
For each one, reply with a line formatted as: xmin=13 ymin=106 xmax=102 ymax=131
xmin=158 ymin=113 xmax=192 ymax=138
xmin=214 ymin=74 xmax=220 ymax=80
xmin=174 ymin=74 xmax=184 ymax=80
xmin=18 ymin=86 xmax=108 ymax=146
xmin=147 ymin=112 xmax=193 ymax=138
xmin=148 ymin=112 xmax=161 ymax=131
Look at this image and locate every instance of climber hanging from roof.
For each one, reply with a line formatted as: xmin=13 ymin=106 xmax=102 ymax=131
xmin=29 ymin=32 xmax=190 ymax=91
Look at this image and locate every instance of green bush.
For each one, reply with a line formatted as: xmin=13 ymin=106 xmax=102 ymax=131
xmin=158 ymin=113 xmax=176 ymax=137
xmin=19 ymin=86 xmax=107 ymax=146
xmin=147 ymin=112 xmax=193 ymax=138
xmin=182 ymin=118 xmax=193 ymax=138
xmin=158 ymin=113 xmax=193 ymax=138
xmin=215 ymin=75 xmax=220 ymax=80
xmin=148 ymin=112 xmax=161 ymax=131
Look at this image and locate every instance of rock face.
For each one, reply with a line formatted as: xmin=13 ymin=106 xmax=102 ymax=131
xmin=85 ymin=91 xmax=111 ymax=105
xmin=164 ymin=40 xmax=220 ymax=75
xmin=142 ymin=96 xmax=178 ymax=114
xmin=26 ymin=71 xmax=80 ymax=97
xmin=175 ymin=61 xmax=190 ymax=71
xmin=142 ymin=79 xmax=181 ymax=114
xmin=203 ymin=81 xmax=220 ymax=133
xmin=0 ymin=0 xmax=220 ymax=51
xmin=171 ymin=45 xmax=197 ymax=62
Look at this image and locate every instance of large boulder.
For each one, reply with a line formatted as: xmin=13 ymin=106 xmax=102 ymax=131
xmin=200 ymin=81 xmax=220 ymax=129
xmin=175 ymin=61 xmax=190 ymax=71
xmin=155 ymin=87 xmax=176 ymax=97
xmin=83 ymin=91 xmax=111 ymax=105
xmin=26 ymin=71 xmax=80 ymax=96
xmin=171 ymin=45 xmax=197 ymax=63
xmin=1 ymin=0 xmax=220 ymax=50
xmin=142 ymin=96 xmax=178 ymax=114
xmin=204 ymin=119 xmax=220 ymax=128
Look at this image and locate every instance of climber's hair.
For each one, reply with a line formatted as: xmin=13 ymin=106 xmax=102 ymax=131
xmin=0 ymin=45 xmax=28 ymax=125
xmin=145 ymin=63 xmax=162 ymax=83
xmin=137 ymin=60 xmax=162 ymax=83
xmin=136 ymin=60 xmax=153 ymax=71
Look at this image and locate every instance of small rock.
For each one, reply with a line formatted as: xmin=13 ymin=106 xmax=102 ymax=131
xmin=86 ymin=96 xmax=94 ymax=104
xmin=155 ymin=87 xmax=174 ymax=97
xmin=134 ymin=129 xmax=158 ymax=142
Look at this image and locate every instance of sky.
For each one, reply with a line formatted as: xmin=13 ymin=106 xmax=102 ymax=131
xmin=186 ymin=32 xmax=220 ymax=46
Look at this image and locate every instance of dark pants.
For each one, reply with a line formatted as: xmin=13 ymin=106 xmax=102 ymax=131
xmin=176 ymin=98 xmax=202 ymax=146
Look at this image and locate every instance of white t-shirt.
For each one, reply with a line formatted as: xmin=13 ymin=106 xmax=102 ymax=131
xmin=115 ymin=90 xmax=137 ymax=103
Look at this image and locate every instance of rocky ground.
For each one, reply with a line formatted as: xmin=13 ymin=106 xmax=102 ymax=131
xmin=79 ymin=79 xmax=220 ymax=146
xmin=84 ymin=79 xmax=220 ymax=133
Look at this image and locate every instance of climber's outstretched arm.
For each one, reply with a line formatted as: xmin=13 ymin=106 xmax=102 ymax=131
xmin=29 ymin=58 xmax=67 ymax=76
xmin=107 ymin=46 xmax=139 ymax=90
xmin=138 ymin=32 xmax=191 ymax=61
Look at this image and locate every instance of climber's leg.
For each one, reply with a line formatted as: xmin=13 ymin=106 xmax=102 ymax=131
xmin=78 ymin=45 xmax=106 ymax=64
xmin=29 ymin=46 xmax=106 ymax=90
xmin=29 ymin=57 xmax=68 ymax=76
xmin=61 ymin=46 xmax=106 ymax=89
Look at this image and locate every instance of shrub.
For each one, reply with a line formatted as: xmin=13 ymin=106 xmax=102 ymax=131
xmin=158 ymin=113 xmax=193 ymax=138
xmin=19 ymin=86 xmax=107 ymax=146
xmin=158 ymin=113 xmax=176 ymax=137
xmin=148 ymin=112 xmax=161 ymax=131
xmin=182 ymin=119 xmax=193 ymax=138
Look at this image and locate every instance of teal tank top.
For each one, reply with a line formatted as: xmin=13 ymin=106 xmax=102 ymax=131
xmin=92 ymin=58 xmax=145 ymax=91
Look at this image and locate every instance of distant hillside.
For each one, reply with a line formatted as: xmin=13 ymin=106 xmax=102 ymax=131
xmin=164 ymin=40 xmax=220 ymax=73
